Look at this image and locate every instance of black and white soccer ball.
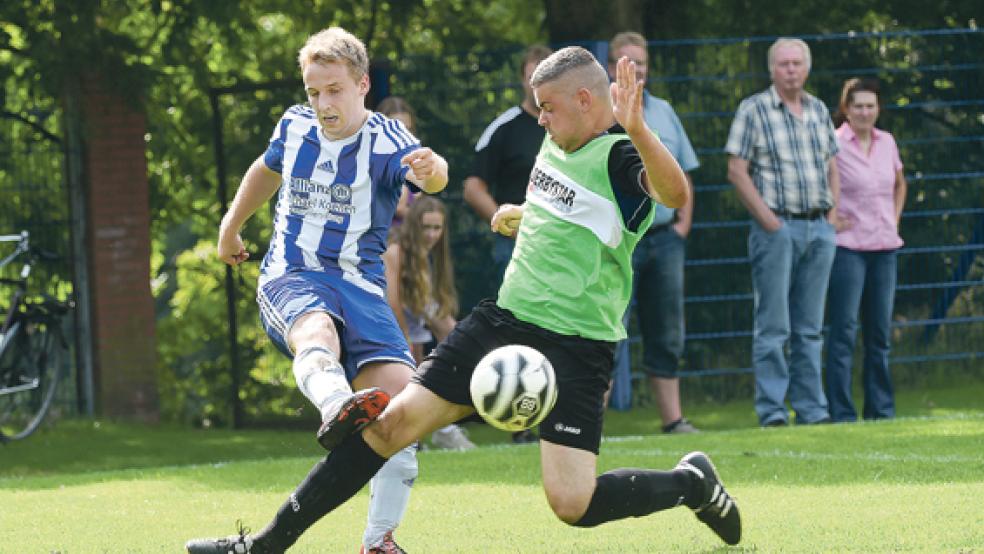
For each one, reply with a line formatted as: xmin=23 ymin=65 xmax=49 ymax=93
xmin=469 ymin=344 xmax=558 ymax=432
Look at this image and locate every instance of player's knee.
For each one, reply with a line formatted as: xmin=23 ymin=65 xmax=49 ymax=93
xmin=544 ymin=488 xmax=591 ymax=525
xmin=289 ymin=311 xmax=337 ymax=348
xmin=363 ymin=407 xmax=406 ymax=456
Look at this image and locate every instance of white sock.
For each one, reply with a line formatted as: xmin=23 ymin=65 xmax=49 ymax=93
xmin=293 ymin=346 xmax=351 ymax=420
xmin=363 ymin=444 xmax=418 ymax=548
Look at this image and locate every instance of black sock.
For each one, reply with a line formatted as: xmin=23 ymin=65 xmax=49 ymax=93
xmin=572 ymin=467 xmax=700 ymax=528
xmin=253 ymin=433 xmax=388 ymax=550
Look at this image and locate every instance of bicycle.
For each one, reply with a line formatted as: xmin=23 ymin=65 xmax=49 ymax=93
xmin=0 ymin=230 xmax=73 ymax=443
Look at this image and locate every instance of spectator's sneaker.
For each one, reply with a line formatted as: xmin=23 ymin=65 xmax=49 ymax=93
xmin=676 ymin=451 xmax=741 ymax=545
xmin=186 ymin=522 xmax=279 ymax=554
xmin=359 ymin=531 xmax=407 ymax=554
xmin=317 ymin=388 xmax=390 ymax=451
xmin=431 ymin=424 xmax=476 ymax=450
xmin=662 ymin=417 xmax=700 ymax=434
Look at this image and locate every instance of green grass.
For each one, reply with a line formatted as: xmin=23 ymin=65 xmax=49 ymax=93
xmin=1 ymin=384 xmax=983 ymax=552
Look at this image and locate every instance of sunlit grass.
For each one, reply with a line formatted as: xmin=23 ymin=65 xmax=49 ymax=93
xmin=1 ymin=383 xmax=982 ymax=551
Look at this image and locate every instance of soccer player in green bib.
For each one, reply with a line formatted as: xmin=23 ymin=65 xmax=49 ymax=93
xmin=187 ymin=47 xmax=741 ymax=553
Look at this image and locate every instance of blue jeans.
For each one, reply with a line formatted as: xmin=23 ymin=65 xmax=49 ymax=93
xmin=825 ymin=247 xmax=897 ymax=422
xmin=491 ymin=234 xmax=516 ymax=294
xmin=610 ymin=226 xmax=685 ymax=410
xmin=749 ymin=218 xmax=836 ymax=425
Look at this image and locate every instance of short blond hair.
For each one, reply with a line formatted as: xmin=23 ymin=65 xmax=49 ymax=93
xmin=767 ymin=37 xmax=812 ymax=72
xmin=298 ymin=27 xmax=369 ymax=79
xmin=608 ymin=31 xmax=647 ymax=63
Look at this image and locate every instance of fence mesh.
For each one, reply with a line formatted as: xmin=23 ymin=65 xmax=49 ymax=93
xmin=386 ymin=29 xmax=984 ymax=395
xmin=0 ymin=108 xmax=78 ymax=419
xmin=209 ymin=28 xmax=983 ymax=413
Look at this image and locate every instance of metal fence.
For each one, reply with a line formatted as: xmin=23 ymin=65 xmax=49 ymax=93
xmin=0 ymin=109 xmax=79 ymax=416
xmin=392 ymin=28 xmax=984 ymax=396
xmin=216 ymin=28 xmax=983 ymax=411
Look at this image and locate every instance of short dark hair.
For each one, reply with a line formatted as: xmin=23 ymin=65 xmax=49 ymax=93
xmin=521 ymin=44 xmax=554 ymax=75
xmin=530 ymin=46 xmax=602 ymax=89
xmin=833 ymin=77 xmax=881 ymax=127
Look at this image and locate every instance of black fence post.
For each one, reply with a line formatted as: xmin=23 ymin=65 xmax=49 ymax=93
xmin=209 ymin=90 xmax=243 ymax=429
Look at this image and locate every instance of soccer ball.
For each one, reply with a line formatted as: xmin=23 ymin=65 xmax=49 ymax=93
xmin=469 ymin=344 xmax=558 ymax=432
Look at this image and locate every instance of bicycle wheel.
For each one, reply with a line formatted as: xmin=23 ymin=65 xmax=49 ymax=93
xmin=0 ymin=320 xmax=63 ymax=442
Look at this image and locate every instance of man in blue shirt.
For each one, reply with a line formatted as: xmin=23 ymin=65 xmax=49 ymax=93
xmin=606 ymin=32 xmax=700 ymax=434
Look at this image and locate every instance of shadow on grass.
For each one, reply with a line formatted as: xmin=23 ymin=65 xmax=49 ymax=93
xmin=2 ymin=382 xmax=982 ymax=492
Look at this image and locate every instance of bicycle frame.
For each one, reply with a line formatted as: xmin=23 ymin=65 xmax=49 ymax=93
xmin=0 ymin=230 xmax=70 ymax=441
xmin=0 ymin=231 xmax=31 ymax=375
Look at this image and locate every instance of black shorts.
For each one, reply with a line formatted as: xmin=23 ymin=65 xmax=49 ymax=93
xmin=412 ymin=299 xmax=616 ymax=454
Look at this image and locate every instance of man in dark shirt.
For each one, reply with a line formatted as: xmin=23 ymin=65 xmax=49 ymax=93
xmin=464 ymin=44 xmax=553 ymax=286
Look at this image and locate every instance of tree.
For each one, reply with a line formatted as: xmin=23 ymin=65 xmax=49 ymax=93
xmin=543 ymin=0 xmax=646 ymax=41
xmin=3 ymin=0 xmax=980 ymax=425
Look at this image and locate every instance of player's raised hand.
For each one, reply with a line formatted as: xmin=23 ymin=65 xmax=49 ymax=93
xmin=491 ymin=203 xmax=524 ymax=237
xmin=217 ymin=230 xmax=249 ymax=265
xmin=611 ymin=56 xmax=645 ymax=135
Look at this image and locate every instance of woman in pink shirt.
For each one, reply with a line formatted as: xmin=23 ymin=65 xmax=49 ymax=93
xmin=825 ymin=78 xmax=907 ymax=422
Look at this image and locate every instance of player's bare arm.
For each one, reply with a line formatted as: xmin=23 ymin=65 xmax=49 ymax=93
xmin=463 ymin=176 xmax=499 ymax=223
xmin=217 ymin=156 xmax=282 ymax=265
xmin=402 ymin=147 xmax=449 ymax=194
xmin=611 ymin=56 xmax=688 ymax=209
xmin=490 ymin=203 xmax=524 ymax=237
xmin=727 ymin=156 xmax=782 ymax=232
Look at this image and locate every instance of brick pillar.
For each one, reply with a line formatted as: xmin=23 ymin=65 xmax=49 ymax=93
xmin=79 ymin=74 xmax=159 ymax=421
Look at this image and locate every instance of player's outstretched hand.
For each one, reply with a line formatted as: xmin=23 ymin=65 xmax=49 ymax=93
xmin=402 ymin=147 xmax=439 ymax=183
xmin=217 ymin=230 xmax=249 ymax=265
xmin=611 ymin=56 xmax=645 ymax=135
xmin=491 ymin=203 xmax=524 ymax=237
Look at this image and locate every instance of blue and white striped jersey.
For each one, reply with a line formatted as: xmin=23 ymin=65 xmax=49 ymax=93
xmin=259 ymin=105 xmax=420 ymax=296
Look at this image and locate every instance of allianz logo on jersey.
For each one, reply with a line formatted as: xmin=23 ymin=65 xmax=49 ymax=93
xmin=287 ymin=177 xmax=354 ymax=223
xmin=317 ymin=159 xmax=335 ymax=173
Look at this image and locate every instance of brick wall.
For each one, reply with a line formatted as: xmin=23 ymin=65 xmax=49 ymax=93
xmin=80 ymin=74 xmax=160 ymax=421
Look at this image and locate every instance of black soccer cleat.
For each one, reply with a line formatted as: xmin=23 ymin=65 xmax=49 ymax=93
xmin=186 ymin=534 xmax=253 ymax=554
xmin=676 ymin=451 xmax=742 ymax=545
xmin=316 ymin=387 xmax=390 ymax=451
xmin=185 ymin=522 xmax=280 ymax=554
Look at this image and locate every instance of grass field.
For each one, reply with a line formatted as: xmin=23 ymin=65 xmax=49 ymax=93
xmin=1 ymin=383 xmax=982 ymax=552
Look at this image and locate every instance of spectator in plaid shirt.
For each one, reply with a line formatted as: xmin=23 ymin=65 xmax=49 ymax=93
xmin=725 ymin=37 xmax=840 ymax=427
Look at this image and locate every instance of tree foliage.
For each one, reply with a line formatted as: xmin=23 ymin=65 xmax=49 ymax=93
xmin=2 ymin=1 xmax=979 ymax=424
xmin=3 ymin=0 xmax=549 ymax=424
